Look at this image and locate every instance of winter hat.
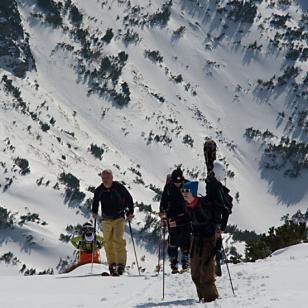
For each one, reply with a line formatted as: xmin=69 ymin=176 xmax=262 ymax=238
xmin=171 ymin=169 xmax=184 ymax=183
xmin=213 ymin=161 xmax=226 ymax=183
xmin=182 ymin=181 xmax=198 ymax=197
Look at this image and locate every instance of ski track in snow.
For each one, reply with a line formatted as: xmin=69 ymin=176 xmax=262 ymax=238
xmin=0 ymin=244 xmax=307 ymax=308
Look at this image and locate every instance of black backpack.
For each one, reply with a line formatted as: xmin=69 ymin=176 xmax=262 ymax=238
xmin=203 ymin=139 xmax=233 ymax=214
xmin=206 ymin=176 xmax=233 ymax=215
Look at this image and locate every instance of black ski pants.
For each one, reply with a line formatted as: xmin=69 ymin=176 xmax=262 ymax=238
xmin=167 ymin=223 xmax=191 ymax=268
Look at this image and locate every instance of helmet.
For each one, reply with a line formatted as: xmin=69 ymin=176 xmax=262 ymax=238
xmin=82 ymin=222 xmax=93 ymax=234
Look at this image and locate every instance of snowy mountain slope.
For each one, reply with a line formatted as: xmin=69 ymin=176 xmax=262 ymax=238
xmin=1 ymin=243 xmax=307 ymax=308
xmin=0 ymin=0 xmax=307 ymax=273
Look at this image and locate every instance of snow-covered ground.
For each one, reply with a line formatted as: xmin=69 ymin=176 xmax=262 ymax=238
xmin=0 ymin=0 xmax=307 ymax=288
xmin=0 ymin=243 xmax=307 ymax=308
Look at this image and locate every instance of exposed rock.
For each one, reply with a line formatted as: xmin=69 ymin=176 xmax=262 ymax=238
xmin=0 ymin=0 xmax=36 ymax=78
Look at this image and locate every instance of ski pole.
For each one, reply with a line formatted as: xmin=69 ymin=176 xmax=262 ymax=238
xmin=91 ymin=218 xmax=97 ymax=274
xmin=128 ymin=220 xmax=141 ymax=276
xmin=162 ymin=226 xmax=166 ymax=300
xmin=156 ymin=229 xmax=162 ymax=273
xmin=222 ymin=243 xmax=235 ymax=296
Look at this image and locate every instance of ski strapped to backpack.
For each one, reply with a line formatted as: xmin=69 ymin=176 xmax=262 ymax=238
xmin=203 ymin=139 xmax=233 ymax=216
xmin=203 ymin=139 xmax=217 ymax=175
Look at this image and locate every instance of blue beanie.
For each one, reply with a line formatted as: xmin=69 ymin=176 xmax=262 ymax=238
xmin=182 ymin=181 xmax=198 ymax=197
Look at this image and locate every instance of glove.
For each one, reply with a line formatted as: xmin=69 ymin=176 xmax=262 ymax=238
xmin=126 ymin=213 xmax=134 ymax=222
xmin=160 ymin=217 xmax=168 ymax=227
xmin=215 ymin=229 xmax=222 ymax=241
xmin=159 ymin=212 xmax=165 ymax=218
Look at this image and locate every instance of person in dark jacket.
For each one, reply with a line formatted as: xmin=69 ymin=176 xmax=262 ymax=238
xmin=205 ymin=164 xmax=232 ymax=277
xmin=159 ymin=169 xmax=191 ymax=273
xmin=92 ymin=169 xmax=134 ymax=276
xmin=182 ymin=181 xmax=225 ymax=303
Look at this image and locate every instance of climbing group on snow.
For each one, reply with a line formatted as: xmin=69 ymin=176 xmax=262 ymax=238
xmin=65 ymin=140 xmax=233 ymax=303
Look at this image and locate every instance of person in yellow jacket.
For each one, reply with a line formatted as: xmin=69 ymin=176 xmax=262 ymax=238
xmin=65 ymin=222 xmax=104 ymax=273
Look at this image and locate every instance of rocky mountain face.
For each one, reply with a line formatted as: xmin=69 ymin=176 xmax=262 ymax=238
xmin=0 ymin=0 xmax=36 ymax=77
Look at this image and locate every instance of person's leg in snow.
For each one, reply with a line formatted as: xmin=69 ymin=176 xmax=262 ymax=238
xmin=112 ymin=217 xmax=127 ymax=274
xmin=102 ymin=217 xmax=127 ymax=275
xmin=191 ymin=236 xmax=219 ymax=302
xmin=167 ymin=227 xmax=179 ymax=273
xmin=178 ymin=224 xmax=191 ymax=271
xmin=190 ymin=239 xmax=203 ymax=300
xmin=215 ymin=237 xmax=223 ymax=277
xmin=102 ymin=219 xmax=116 ymax=274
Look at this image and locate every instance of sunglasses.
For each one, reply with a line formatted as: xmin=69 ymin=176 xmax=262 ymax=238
xmin=181 ymin=188 xmax=191 ymax=193
xmin=84 ymin=228 xmax=93 ymax=233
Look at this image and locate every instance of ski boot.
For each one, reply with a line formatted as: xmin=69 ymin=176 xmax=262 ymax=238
xmin=170 ymin=260 xmax=178 ymax=274
xmin=117 ymin=264 xmax=125 ymax=276
xmin=181 ymin=254 xmax=190 ymax=273
xmin=109 ymin=263 xmax=119 ymax=276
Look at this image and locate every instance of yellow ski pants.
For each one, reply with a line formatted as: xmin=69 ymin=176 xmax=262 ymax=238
xmin=101 ymin=217 xmax=127 ymax=266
